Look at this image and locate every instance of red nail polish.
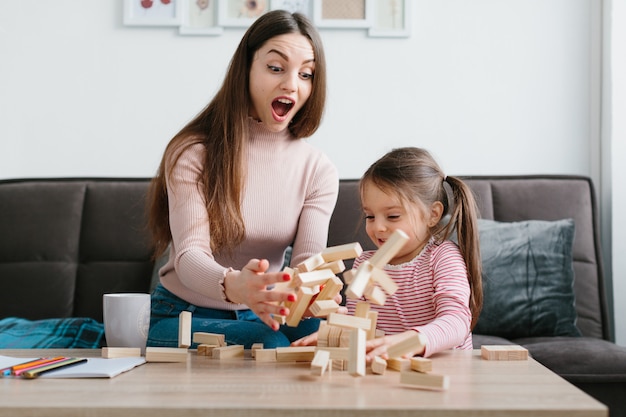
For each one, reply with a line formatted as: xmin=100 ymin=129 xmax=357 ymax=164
xmin=283 ymin=273 xmax=291 ymax=281
xmin=280 ymin=308 xmax=287 ymax=315
xmin=287 ymin=294 xmax=296 ymax=302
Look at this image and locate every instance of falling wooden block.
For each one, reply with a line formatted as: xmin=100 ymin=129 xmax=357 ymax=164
xmin=327 ymin=312 xmax=372 ymax=331
xmin=370 ymin=267 xmax=399 ymax=295
xmin=386 ymin=332 xmax=427 ymax=359
xmin=311 ymin=349 xmax=331 ymax=376
xmin=178 ymin=311 xmax=192 ymax=348
xmin=321 ymin=242 xmax=363 ymax=262
xmin=254 ymin=349 xmax=277 ymax=362
xmin=276 ymin=346 xmax=317 ymax=362
xmin=386 ymin=357 xmax=411 ymax=371
xmin=481 ymin=345 xmax=529 ymax=361
xmin=368 ymin=229 xmax=410 ymax=269
xmin=363 ymin=282 xmax=387 ymax=306
xmin=297 ymin=253 xmax=326 ymax=273
xmin=286 ymin=286 xmax=317 ymax=326
xmin=342 ymin=268 xmax=357 ymax=285
xmin=400 ymin=371 xmax=450 ymax=391
xmin=353 ymin=301 xmax=370 ymax=318
xmin=316 ymin=275 xmax=343 ymax=301
xmin=344 ymin=261 xmax=374 ymax=300
xmin=317 ymin=260 xmax=346 ymax=274
xmin=309 ymin=299 xmax=340 ymax=317
xmin=193 ymin=332 xmax=225 ymax=347
xmin=212 ymin=344 xmax=244 ymax=359
xmin=348 ymin=328 xmax=366 ymax=377
xmin=410 ymin=357 xmax=433 ymax=373
xmin=294 ymin=268 xmax=336 ymax=288
xmin=145 ymin=347 xmax=189 ymax=363
xmin=371 ymin=356 xmax=387 ymax=375
xmin=366 ymin=311 xmax=378 ymax=340
xmin=102 ymin=347 xmax=141 ymax=358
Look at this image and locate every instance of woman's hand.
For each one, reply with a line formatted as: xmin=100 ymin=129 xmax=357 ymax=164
xmin=290 ymin=331 xmax=318 ymax=346
xmin=364 ymin=330 xmax=426 ymax=362
xmin=223 ymin=258 xmax=296 ymax=331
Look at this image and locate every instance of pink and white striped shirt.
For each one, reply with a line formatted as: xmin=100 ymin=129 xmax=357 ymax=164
xmin=347 ymin=239 xmax=473 ymax=357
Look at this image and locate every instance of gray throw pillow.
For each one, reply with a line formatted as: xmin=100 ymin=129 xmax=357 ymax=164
xmin=474 ymin=218 xmax=581 ymax=338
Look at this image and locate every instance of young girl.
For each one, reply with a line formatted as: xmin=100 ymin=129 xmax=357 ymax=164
xmin=293 ymin=147 xmax=482 ymax=360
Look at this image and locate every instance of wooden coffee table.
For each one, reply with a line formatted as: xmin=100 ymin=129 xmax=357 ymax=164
xmin=0 ymin=348 xmax=608 ymax=417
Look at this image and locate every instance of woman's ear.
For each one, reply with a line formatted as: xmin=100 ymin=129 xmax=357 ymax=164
xmin=428 ymin=201 xmax=444 ymax=227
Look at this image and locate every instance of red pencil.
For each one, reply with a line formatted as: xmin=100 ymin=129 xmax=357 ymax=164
xmin=12 ymin=357 xmax=69 ymax=377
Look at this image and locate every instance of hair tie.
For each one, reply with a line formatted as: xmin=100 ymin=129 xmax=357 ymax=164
xmin=443 ymin=175 xmax=448 ymax=183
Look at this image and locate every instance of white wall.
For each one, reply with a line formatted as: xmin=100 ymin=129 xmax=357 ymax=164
xmin=1 ymin=0 xmax=623 ymax=344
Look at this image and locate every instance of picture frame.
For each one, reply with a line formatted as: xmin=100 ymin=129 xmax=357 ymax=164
xmin=368 ymin=0 xmax=410 ymax=38
xmin=179 ymin=0 xmax=224 ymax=35
xmin=313 ymin=0 xmax=374 ymax=29
xmin=217 ymin=0 xmax=270 ymax=28
xmin=123 ymin=0 xmax=181 ymax=26
xmin=270 ymin=0 xmax=314 ymax=20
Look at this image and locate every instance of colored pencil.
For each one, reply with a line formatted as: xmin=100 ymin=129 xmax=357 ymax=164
xmin=12 ymin=357 xmax=69 ymax=377
xmin=21 ymin=357 xmax=88 ymax=379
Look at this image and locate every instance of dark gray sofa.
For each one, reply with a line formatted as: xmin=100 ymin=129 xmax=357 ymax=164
xmin=1 ymin=176 xmax=624 ymax=416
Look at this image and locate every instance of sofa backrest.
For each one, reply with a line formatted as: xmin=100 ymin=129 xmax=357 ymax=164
xmin=0 ymin=178 xmax=154 ymax=322
xmin=0 ymin=176 xmax=610 ymax=341
xmin=328 ymin=175 xmax=610 ymax=341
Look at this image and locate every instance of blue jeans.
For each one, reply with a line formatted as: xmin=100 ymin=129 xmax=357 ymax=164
xmin=147 ymin=284 xmax=320 ymax=349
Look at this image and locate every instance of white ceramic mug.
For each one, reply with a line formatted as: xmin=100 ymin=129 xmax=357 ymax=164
xmin=103 ymin=293 xmax=151 ymax=353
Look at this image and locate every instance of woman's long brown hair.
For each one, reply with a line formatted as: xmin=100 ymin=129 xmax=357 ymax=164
xmin=146 ymin=10 xmax=327 ymax=259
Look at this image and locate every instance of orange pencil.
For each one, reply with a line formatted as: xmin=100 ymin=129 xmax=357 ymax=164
xmin=21 ymin=357 xmax=87 ymax=379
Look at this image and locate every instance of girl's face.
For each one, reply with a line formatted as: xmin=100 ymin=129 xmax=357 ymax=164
xmin=361 ymin=181 xmax=440 ymax=265
xmin=249 ymin=33 xmax=315 ymax=133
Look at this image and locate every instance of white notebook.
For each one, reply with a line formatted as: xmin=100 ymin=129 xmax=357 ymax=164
xmin=0 ymin=355 xmax=146 ymax=378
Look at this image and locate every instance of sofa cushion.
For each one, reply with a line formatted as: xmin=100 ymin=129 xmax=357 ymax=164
xmin=475 ymin=218 xmax=581 ymax=339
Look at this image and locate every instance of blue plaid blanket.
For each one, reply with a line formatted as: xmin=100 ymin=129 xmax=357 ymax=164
xmin=0 ymin=317 xmax=104 ymax=349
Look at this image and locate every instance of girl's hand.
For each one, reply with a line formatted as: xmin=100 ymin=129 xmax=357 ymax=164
xmin=223 ymin=258 xmax=296 ymax=331
xmin=364 ymin=330 xmax=426 ymax=362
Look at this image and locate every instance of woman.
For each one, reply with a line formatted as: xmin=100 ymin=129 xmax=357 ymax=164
xmin=146 ymin=10 xmax=339 ymax=349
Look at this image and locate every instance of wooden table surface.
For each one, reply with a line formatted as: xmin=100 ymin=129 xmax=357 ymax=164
xmin=0 ymin=348 xmax=608 ymax=417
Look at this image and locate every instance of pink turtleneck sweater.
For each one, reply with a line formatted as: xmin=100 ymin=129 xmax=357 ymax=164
xmin=158 ymin=119 xmax=339 ymax=310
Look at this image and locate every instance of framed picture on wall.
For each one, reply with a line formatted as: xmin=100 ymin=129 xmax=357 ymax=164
xmin=123 ymin=0 xmax=181 ymax=26
xmin=270 ymin=0 xmax=313 ymax=20
xmin=217 ymin=0 xmax=270 ymax=27
xmin=313 ymin=0 xmax=373 ymax=29
xmin=368 ymin=0 xmax=410 ymax=38
xmin=179 ymin=0 xmax=224 ymax=35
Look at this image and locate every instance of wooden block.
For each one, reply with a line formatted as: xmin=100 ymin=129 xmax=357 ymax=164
xmin=368 ymin=229 xmax=409 ymax=269
xmin=342 ymin=268 xmax=356 ymax=284
xmin=297 ymin=253 xmax=326 ymax=273
xmin=363 ymin=283 xmax=386 ymax=306
xmin=386 ymin=332 xmax=427 ymax=359
xmin=353 ymin=300 xmax=370 ymax=318
xmin=212 ymin=344 xmax=244 ymax=359
xmin=370 ymin=267 xmax=399 ymax=295
xmin=196 ymin=344 xmax=218 ymax=356
xmin=316 ymin=275 xmax=343 ymax=301
xmin=250 ymin=343 xmax=264 ymax=358
xmin=344 ymin=262 xmax=374 ymax=300
xmin=400 ymin=371 xmax=450 ymax=391
xmin=371 ymin=356 xmax=387 ymax=375
xmin=317 ymin=260 xmax=346 ymax=274
xmin=145 ymin=347 xmax=189 ymax=363
xmin=309 ymin=299 xmax=340 ymax=316
xmin=321 ymin=242 xmax=363 ymax=262
xmin=316 ymin=347 xmax=350 ymax=361
xmin=366 ymin=311 xmax=378 ymax=340
xmin=294 ymin=268 xmax=336 ymax=288
xmin=327 ymin=312 xmax=372 ymax=330
xmin=193 ymin=332 xmax=225 ymax=347
xmin=178 ymin=311 xmax=192 ymax=348
xmin=410 ymin=357 xmax=433 ymax=373
xmin=254 ymin=349 xmax=277 ymax=362
xmin=481 ymin=345 xmax=529 ymax=361
xmin=286 ymin=286 xmax=317 ymax=326
xmin=102 ymin=347 xmax=141 ymax=358
xmin=311 ymin=349 xmax=331 ymax=376
xmin=386 ymin=357 xmax=411 ymax=371
xmin=348 ymin=328 xmax=366 ymax=377
xmin=276 ymin=346 xmax=317 ymax=362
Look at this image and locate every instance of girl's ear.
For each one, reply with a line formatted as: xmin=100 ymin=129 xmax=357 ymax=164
xmin=428 ymin=201 xmax=444 ymax=227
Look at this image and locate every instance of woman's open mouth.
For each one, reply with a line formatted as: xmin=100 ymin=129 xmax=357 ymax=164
xmin=272 ymin=98 xmax=294 ymax=120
